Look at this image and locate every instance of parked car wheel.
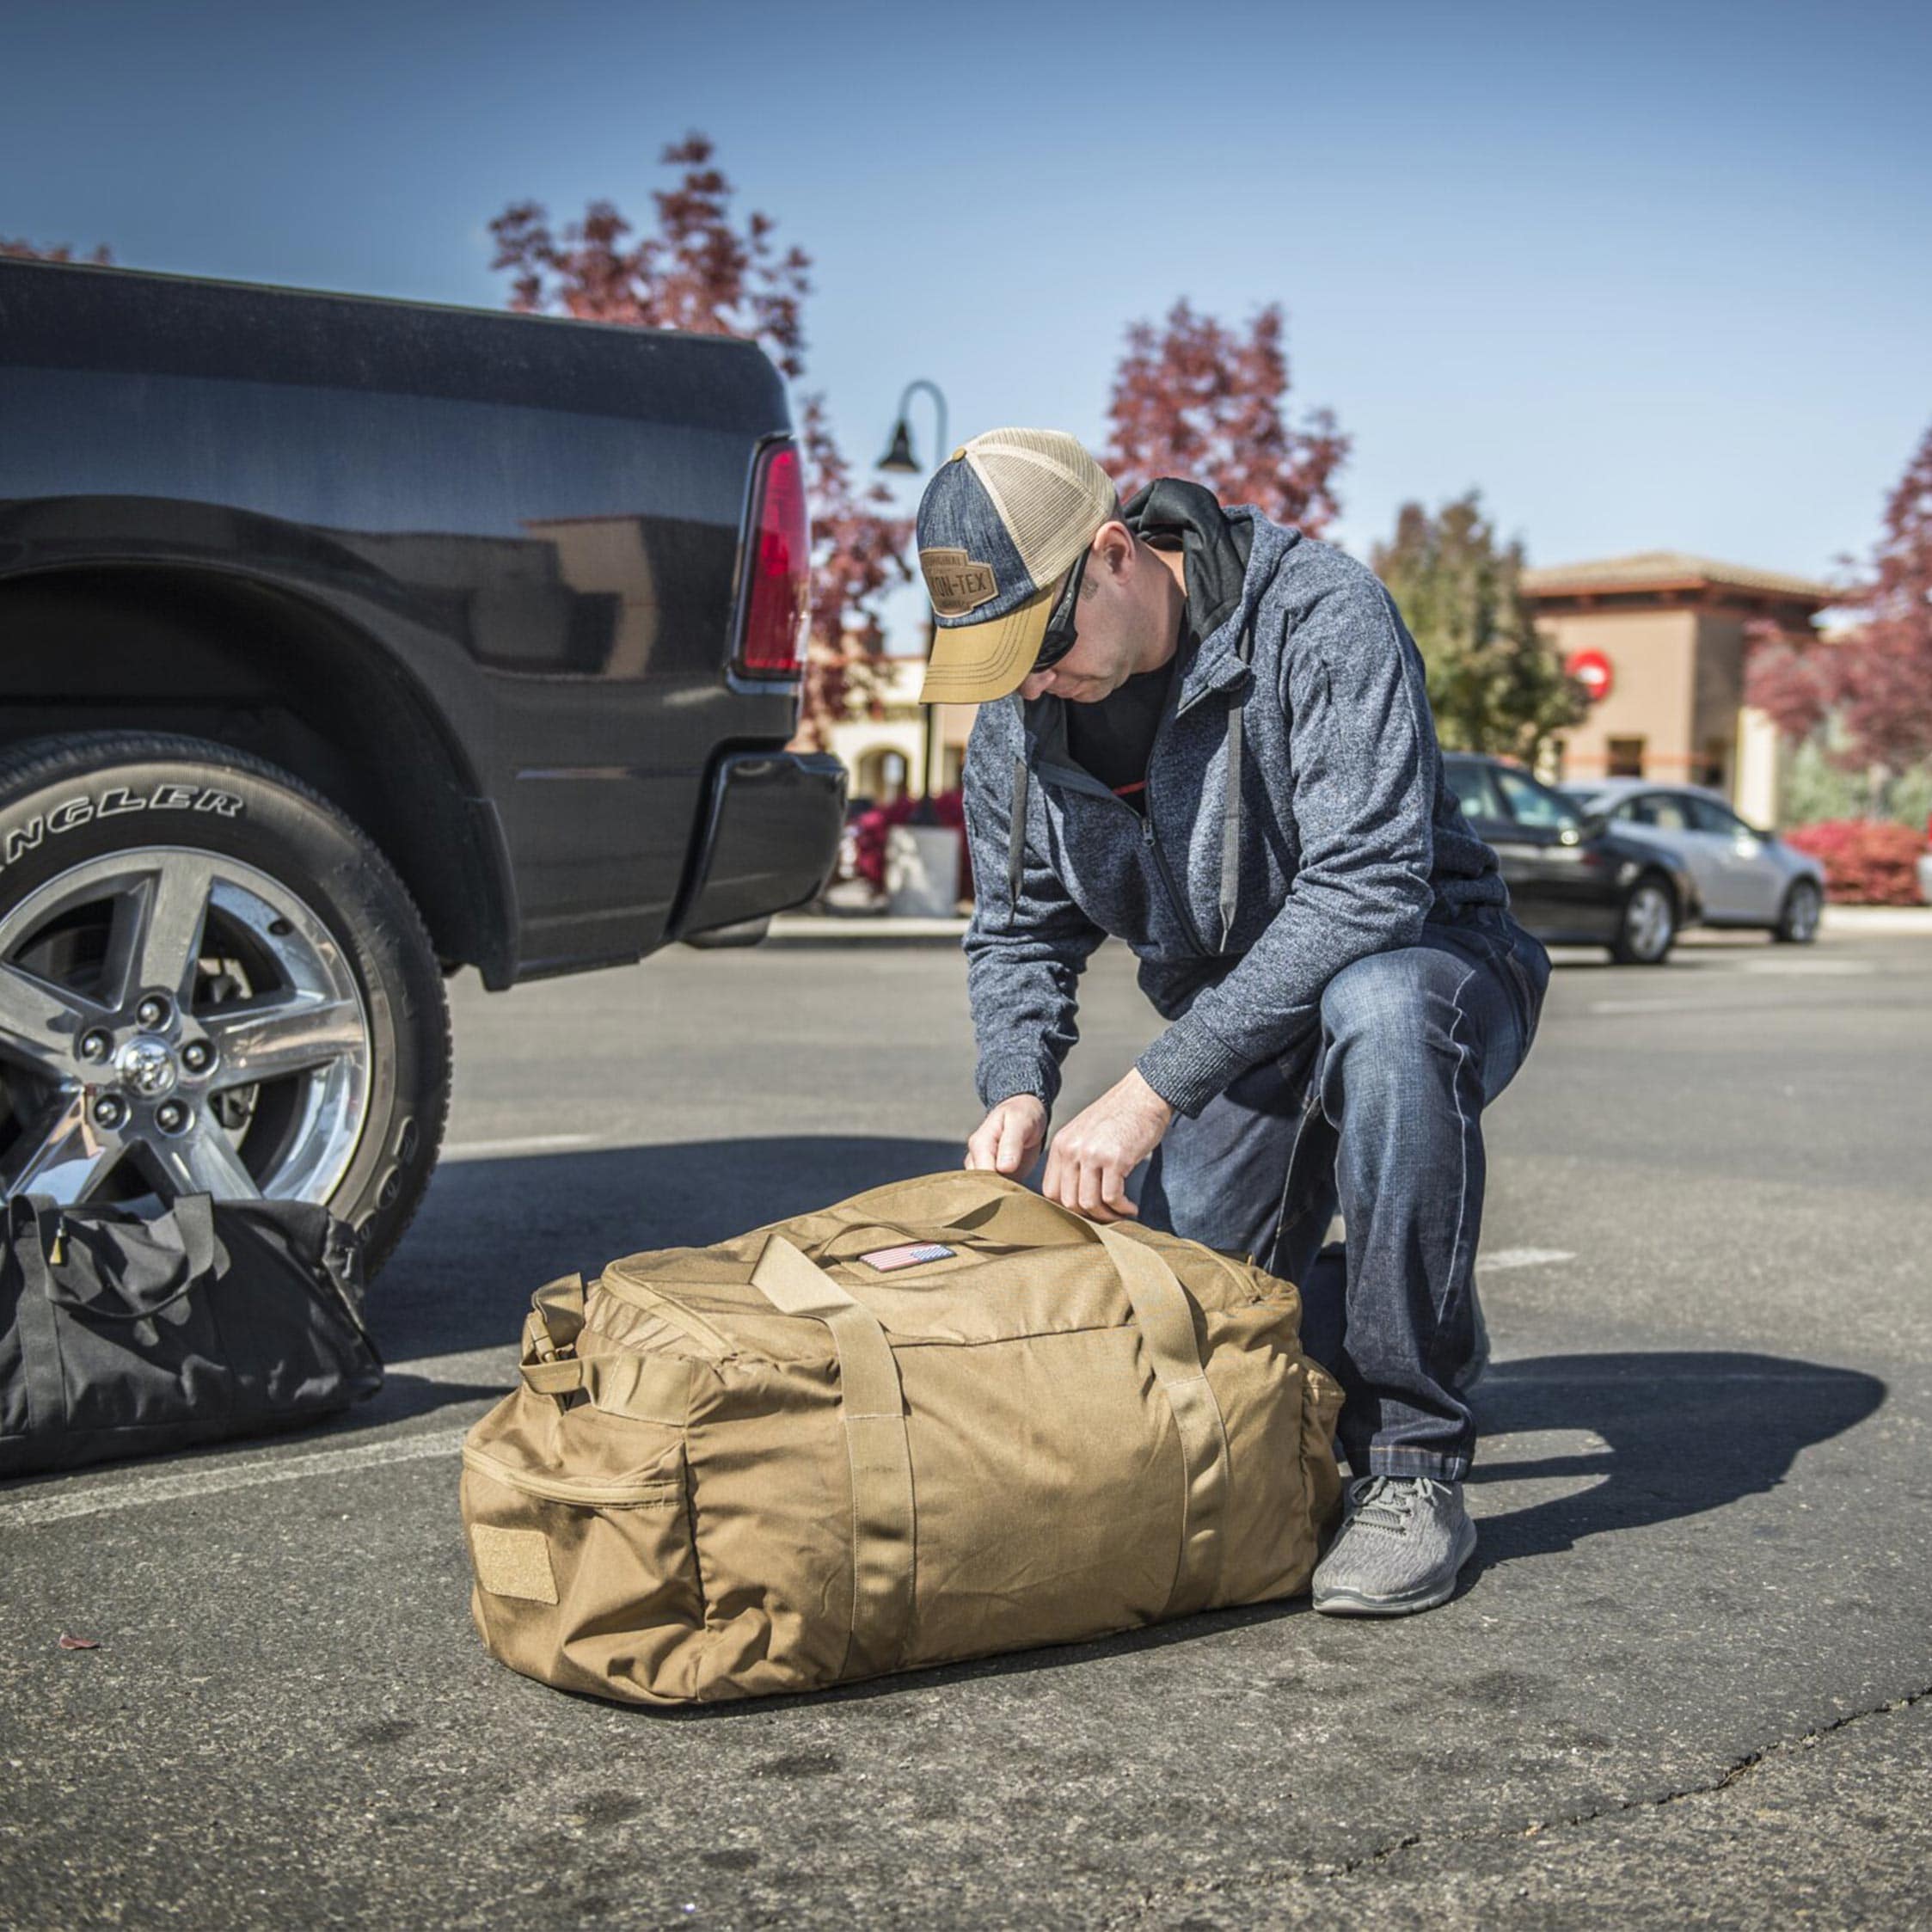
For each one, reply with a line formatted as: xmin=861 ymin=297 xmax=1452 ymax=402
xmin=0 ymin=733 xmax=450 ymax=1275
xmin=1772 ymin=878 xmax=1824 ymax=945
xmin=1610 ymin=874 xmax=1677 ymax=966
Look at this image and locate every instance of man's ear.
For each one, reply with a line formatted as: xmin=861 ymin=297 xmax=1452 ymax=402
xmin=1090 ymin=519 xmax=1135 ymax=584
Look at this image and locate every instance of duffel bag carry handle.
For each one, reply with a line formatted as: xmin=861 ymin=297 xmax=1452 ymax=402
xmin=20 ymin=1192 xmax=221 ymax=1322
xmin=527 ymin=1273 xmax=586 ymax=1359
xmin=807 ymin=1220 xmax=940 ymax=1264
xmin=520 ymin=1273 xmax=586 ymax=1404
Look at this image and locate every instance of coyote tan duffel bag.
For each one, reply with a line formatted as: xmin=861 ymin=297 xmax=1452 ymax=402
xmin=459 ymin=1169 xmax=1343 ymax=1705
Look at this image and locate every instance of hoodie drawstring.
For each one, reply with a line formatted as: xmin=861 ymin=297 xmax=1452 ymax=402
xmin=1006 ymin=748 xmax=1029 ymax=928
xmin=1216 ymin=611 xmax=1258 ymax=951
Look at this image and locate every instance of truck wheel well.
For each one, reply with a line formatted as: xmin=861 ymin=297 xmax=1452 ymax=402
xmin=0 ymin=563 xmax=515 ymax=984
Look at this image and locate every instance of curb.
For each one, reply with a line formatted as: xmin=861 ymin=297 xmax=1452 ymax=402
xmin=1819 ymin=905 xmax=1932 ymax=935
xmin=767 ymin=915 xmax=970 ymax=946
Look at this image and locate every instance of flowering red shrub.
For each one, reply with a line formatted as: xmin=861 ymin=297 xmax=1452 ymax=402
xmin=850 ymin=789 xmax=972 ymax=899
xmin=1782 ymin=819 xmax=1923 ymax=905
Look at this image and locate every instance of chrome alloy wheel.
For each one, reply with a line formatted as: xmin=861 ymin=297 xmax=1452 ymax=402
xmin=0 ymin=848 xmax=371 ymax=1206
xmin=1622 ymin=880 xmax=1675 ymax=963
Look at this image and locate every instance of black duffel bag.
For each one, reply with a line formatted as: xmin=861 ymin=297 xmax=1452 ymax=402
xmin=0 ymin=1192 xmax=383 ymax=1477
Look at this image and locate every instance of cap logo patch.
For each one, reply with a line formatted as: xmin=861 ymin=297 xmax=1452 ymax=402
xmin=921 ymin=548 xmax=1000 ymax=616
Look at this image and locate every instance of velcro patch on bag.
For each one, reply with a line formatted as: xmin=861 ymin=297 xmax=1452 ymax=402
xmin=470 ymin=1524 xmax=558 ymax=1604
xmin=858 ymin=1242 xmax=957 ymax=1272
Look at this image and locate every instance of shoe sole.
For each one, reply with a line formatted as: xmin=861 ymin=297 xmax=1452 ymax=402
xmin=1311 ymin=1517 xmax=1478 ymax=1618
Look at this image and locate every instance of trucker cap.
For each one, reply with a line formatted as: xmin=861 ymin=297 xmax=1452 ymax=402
xmin=915 ymin=428 xmax=1119 ymax=704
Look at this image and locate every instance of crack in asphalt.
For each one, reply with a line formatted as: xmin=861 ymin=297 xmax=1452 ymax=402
xmin=1110 ymin=1684 xmax=1932 ymax=1923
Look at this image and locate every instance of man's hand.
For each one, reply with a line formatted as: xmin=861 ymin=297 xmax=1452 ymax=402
xmin=965 ymin=1095 xmax=1049 ymax=1180
xmin=1040 ymin=1069 xmax=1175 ymax=1222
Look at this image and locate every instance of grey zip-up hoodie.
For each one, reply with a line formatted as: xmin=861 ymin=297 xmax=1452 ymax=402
xmin=960 ymin=494 xmax=1507 ymax=1121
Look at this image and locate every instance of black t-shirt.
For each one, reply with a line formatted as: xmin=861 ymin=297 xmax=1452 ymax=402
xmin=1065 ymin=652 xmax=1181 ymax=811
xmin=1052 ymin=482 xmax=1252 ymax=813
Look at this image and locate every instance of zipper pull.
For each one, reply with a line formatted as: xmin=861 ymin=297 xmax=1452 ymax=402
xmin=1142 ymin=817 xmax=1155 ymax=845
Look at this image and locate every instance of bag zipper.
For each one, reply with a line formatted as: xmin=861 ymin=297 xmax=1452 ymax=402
xmin=595 ymin=1269 xmax=737 ymax=1358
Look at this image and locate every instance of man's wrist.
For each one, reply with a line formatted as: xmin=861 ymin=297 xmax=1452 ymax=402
xmin=1135 ymin=1021 xmax=1244 ymax=1119
xmin=976 ymin=1053 xmax=1056 ymax=1115
xmin=1124 ymin=1067 xmax=1175 ymax=1125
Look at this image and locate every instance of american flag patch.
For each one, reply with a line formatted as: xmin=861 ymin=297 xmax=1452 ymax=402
xmin=858 ymin=1242 xmax=957 ymax=1272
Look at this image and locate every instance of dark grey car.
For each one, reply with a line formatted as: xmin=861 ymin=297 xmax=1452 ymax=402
xmin=1444 ymin=754 xmax=1702 ymax=965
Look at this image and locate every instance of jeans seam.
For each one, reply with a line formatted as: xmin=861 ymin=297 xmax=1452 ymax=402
xmin=1440 ymin=958 xmax=1481 ymax=1389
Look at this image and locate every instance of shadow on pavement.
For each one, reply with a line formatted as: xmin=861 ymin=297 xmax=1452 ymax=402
xmin=1468 ymin=1352 xmax=1886 ymax=1563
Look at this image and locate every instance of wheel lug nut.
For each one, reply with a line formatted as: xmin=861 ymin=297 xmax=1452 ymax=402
xmin=136 ymin=994 xmax=171 ymax=1029
xmin=156 ymin=1100 xmax=190 ymax=1135
xmin=181 ymin=1040 xmax=213 ymax=1075
xmin=79 ymin=1028 xmax=113 ymax=1064
xmin=92 ymin=1095 xmax=127 ymax=1131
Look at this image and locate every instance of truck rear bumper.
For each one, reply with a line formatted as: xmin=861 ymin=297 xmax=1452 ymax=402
xmin=667 ymin=748 xmax=846 ymax=942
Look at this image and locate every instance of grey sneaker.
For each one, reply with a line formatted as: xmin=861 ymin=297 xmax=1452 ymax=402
xmin=1311 ymin=1475 xmax=1476 ymax=1616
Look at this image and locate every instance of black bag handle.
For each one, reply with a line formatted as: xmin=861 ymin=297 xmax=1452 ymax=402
xmin=23 ymin=1191 xmax=222 ymax=1322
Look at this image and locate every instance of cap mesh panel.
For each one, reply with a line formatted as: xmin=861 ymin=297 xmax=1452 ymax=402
xmin=966 ymin=429 xmax=1118 ymax=582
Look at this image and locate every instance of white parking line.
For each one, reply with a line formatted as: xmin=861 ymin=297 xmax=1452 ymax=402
xmin=1480 ymin=1248 xmax=1576 ymax=1271
xmin=0 ymin=1426 xmax=471 ymax=1531
xmin=1590 ymin=997 xmax=1719 ymax=1015
xmin=441 ymin=1132 xmax=598 ymax=1161
xmin=1739 ymin=958 xmax=1877 ymax=976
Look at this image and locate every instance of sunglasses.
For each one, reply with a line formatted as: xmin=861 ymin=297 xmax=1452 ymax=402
xmin=1031 ymin=549 xmax=1089 ymax=674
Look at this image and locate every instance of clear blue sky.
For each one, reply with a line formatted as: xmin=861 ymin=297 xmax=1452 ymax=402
xmin=6 ymin=0 xmax=1928 ymax=647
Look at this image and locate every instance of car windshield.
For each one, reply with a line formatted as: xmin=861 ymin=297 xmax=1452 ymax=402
xmin=1493 ymin=766 xmax=1584 ymax=831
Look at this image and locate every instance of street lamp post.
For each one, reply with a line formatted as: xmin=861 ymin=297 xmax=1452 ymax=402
xmin=878 ymin=379 xmax=948 ymax=822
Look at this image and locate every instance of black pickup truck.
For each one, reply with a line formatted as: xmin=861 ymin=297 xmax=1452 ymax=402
xmin=0 ymin=258 xmax=846 ymax=1267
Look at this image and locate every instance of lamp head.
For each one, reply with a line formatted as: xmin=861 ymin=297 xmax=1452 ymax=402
xmin=877 ymin=418 xmax=920 ymax=474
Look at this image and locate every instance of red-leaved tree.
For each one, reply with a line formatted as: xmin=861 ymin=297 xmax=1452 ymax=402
xmin=1746 ymin=419 xmax=1932 ymax=810
xmin=489 ymin=136 xmax=910 ymax=750
xmin=1104 ymin=301 xmax=1347 ymax=535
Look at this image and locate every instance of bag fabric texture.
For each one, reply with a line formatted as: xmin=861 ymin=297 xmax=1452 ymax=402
xmin=0 ymin=1192 xmax=382 ymax=1476
xmin=460 ymin=1169 xmax=1344 ymax=1707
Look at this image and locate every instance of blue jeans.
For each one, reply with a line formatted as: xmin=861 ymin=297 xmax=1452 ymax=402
xmin=1136 ymin=905 xmax=1551 ymax=1480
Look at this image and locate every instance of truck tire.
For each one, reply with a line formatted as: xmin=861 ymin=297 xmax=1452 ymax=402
xmin=1609 ymin=872 xmax=1677 ymax=966
xmin=0 ymin=732 xmax=449 ymax=1277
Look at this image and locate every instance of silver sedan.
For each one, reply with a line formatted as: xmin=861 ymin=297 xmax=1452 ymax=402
xmin=1557 ymin=780 xmax=1826 ymax=942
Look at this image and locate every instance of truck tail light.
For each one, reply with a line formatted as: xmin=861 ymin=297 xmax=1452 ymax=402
xmin=736 ymin=441 xmax=810 ymax=678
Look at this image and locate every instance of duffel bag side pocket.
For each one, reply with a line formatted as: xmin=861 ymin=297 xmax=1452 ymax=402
xmin=461 ymin=1352 xmax=711 ymax=1708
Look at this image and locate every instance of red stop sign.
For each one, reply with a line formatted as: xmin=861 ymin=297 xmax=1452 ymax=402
xmin=1567 ymin=647 xmax=1614 ymax=703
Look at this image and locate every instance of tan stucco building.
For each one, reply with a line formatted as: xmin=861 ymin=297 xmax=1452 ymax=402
xmin=829 ymin=655 xmax=973 ymax=805
xmin=1523 ymin=551 xmax=1837 ymax=825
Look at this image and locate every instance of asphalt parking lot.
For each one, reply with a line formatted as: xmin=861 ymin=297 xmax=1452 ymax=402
xmin=4 ymin=922 xmax=1929 ymax=1929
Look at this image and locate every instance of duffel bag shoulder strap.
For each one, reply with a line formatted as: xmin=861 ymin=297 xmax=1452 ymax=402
xmin=751 ymin=1234 xmax=915 ymax=1682
xmin=1090 ymin=1221 xmax=1234 ymax=1617
xmin=938 ymin=1182 xmax=1234 ymax=1617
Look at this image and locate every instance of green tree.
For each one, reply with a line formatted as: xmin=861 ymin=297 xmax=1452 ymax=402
xmin=1371 ymin=493 xmax=1585 ymax=762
